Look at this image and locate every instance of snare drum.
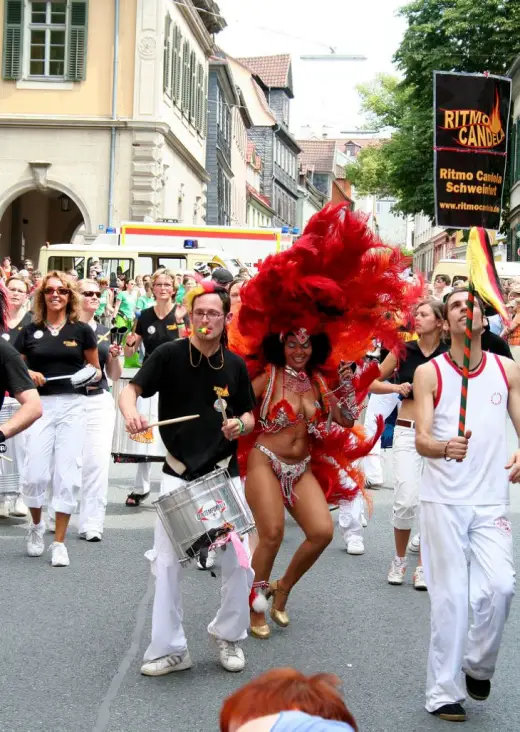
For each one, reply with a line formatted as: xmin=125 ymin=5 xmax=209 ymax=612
xmin=153 ymin=468 xmax=255 ymax=564
xmin=0 ymin=399 xmax=22 ymax=496
xmin=111 ymin=368 xmax=166 ymax=463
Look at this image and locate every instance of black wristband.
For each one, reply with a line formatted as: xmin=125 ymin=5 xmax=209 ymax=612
xmin=0 ymin=430 xmax=7 ymax=444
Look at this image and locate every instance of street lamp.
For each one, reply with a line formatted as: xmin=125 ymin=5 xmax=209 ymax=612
xmin=59 ymin=194 xmax=71 ymax=213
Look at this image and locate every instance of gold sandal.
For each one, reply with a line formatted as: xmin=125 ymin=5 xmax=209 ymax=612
xmin=250 ymin=620 xmax=271 ymax=639
xmin=267 ymin=580 xmax=290 ymax=627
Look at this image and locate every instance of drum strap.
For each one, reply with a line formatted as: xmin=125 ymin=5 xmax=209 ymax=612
xmin=165 ymin=452 xmax=231 ymax=478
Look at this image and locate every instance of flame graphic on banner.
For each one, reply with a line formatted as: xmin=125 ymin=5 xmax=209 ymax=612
xmin=489 ymin=91 xmax=503 ymax=136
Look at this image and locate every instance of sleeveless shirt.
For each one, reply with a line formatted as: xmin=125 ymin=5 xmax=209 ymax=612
xmin=421 ymin=352 xmax=510 ymax=505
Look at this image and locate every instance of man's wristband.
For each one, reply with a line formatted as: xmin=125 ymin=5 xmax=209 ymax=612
xmin=444 ymin=441 xmax=452 ymax=462
xmin=237 ymin=417 xmax=246 ymax=435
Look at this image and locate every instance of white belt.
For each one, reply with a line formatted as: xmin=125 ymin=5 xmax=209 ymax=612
xmin=165 ymin=451 xmax=231 ymax=477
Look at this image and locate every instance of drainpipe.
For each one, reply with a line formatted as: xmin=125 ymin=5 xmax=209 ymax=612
xmin=107 ymin=0 xmax=120 ymax=228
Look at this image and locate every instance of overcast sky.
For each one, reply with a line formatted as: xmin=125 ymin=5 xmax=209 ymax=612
xmin=217 ymin=0 xmax=407 ymax=137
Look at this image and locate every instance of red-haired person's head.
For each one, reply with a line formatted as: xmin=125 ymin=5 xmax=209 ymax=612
xmin=220 ymin=668 xmax=358 ymax=732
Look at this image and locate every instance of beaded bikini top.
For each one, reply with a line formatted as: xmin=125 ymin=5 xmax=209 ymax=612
xmin=259 ymin=365 xmax=327 ymax=435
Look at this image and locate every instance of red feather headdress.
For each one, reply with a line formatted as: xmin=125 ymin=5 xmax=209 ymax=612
xmin=230 ymin=203 xmax=421 ymax=376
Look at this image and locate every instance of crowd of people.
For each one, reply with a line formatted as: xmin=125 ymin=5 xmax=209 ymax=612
xmin=1 ymin=204 xmax=519 ymax=727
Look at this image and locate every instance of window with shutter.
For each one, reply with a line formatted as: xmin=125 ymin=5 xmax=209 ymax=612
xmin=196 ymin=62 xmax=204 ymax=132
xmin=515 ymin=121 xmax=520 ymax=184
xmin=163 ymin=15 xmax=171 ymax=96
xmin=181 ymin=40 xmax=190 ymax=115
xmin=67 ymin=0 xmax=88 ymax=81
xmin=203 ymin=70 xmax=208 ymax=138
xmin=172 ymin=25 xmax=182 ymax=104
xmin=189 ymin=49 xmax=196 ymax=123
xmin=3 ymin=0 xmax=24 ymax=80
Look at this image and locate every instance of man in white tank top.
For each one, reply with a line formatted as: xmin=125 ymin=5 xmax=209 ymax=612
xmin=413 ymin=289 xmax=520 ymax=723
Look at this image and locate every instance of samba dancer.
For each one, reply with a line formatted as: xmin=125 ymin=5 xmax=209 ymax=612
xmin=15 ymin=272 xmax=101 ymax=567
xmin=119 ymin=281 xmax=255 ymax=675
xmin=123 ymin=269 xmax=189 ymax=507
xmin=78 ymin=279 xmax=122 ymax=540
xmin=0 ymin=276 xmax=33 ymax=517
xmin=230 ymin=203 xmax=420 ymax=639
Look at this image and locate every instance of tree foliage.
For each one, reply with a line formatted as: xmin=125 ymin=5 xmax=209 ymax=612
xmin=347 ymin=0 xmax=520 ymax=219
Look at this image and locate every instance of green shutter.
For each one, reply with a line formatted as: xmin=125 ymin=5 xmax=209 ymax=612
xmin=67 ymin=0 xmax=88 ymax=81
xmin=203 ymin=70 xmax=208 ymax=137
xmin=163 ymin=15 xmax=171 ymax=95
xmin=172 ymin=26 xmax=182 ymax=104
xmin=510 ymin=121 xmax=516 ymax=187
xmin=516 ymin=121 xmax=520 ymax=184
xmin=2 ymin=0 xmax=23 ymax=80
xmin=189 ymin=50 xmax=196 ymax=122
xmin=195 ymin=62 xmax=204 ymax=132
xmin=181 ymin=40 xmax=190 ymax=115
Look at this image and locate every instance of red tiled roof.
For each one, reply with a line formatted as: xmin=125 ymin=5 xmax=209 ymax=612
xmin=333 ymin=137 xmax=383 ymax=152
xmin=246 ymin=183 xmax=274 ymax=212
xmin=236 ymin=54 xmax=291 ymax=89
xmin=297 ymin=140 xmax=337 ymax=173
xmin=246 ymin=141 xmax=262 ymax=170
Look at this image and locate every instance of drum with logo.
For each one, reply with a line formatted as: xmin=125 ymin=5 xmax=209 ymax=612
xmin=0 ymin=399 xmax=22 ymax=496
xmin=111 ymin=368 xmax=166 ymax=463
xmin=153 ymin=468 xmax=255 ymax=564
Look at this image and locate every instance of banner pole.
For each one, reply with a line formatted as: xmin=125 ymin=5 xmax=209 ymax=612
xmin=458 ymin=281 xmax=475 ymax=436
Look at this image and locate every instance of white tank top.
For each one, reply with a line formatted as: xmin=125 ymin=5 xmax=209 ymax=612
xmin=421 ymin=352 xmax=510 ymax=505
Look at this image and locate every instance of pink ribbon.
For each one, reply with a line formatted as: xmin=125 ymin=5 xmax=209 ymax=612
xmin=210 ymin=530 xmax=250 ymax=568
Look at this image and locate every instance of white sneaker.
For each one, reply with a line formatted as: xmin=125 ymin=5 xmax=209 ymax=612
xmin=11 ymin=496 xmax=28 ymax=517
xmin=346 ymin=537 xmax=365 ymax=555
xmin=413 ymin=565 xmax=427 ymax=591
xmin=0 ymin=498 xmax=11 ymax=518
xmin=85 ymin=531 xmax=102 ymax=542
xmin=197 ymin=549 xmax=216 ymax=570
xmin=47 ymin=514 xmax=56 ymax=533
xmin=387 ymin=556 xmax=407 ymax=585
xmin=210 ymin=635 xmax=245 ymax=672
xmin=408 ymin=533 xmax=420 ymax=553
xmin=141 ymin=650 xmax=193 ymax=677
xmin=361 ymin=512 xmax=368 ymax=528
xmin=50 ymin=542 xmax=69 ymax=567
xmin=27 ymin=521 xmax=45 ymax=557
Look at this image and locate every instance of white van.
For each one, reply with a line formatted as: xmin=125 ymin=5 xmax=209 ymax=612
xmin=432 ymin=259 xmax=520 ymax=286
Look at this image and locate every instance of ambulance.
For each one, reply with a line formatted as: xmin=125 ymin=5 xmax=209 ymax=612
xmin=38 ymin=222 xmax=294 ymax=280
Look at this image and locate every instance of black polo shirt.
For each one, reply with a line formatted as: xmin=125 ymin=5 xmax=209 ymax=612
xmin=2 ymin=312 xmax=32 ymax=345
xmin=15 ymin=321 xmax=97 ymax=396
xmin=395 ymin=340 xmax=448 ymax=400
xmin=135 ymin=305 xmax=189 ymax=361
xmin=131 ymin=339 xmax=255 ymax=478
xmin=0 ymin=338 xmax=35 ymax=410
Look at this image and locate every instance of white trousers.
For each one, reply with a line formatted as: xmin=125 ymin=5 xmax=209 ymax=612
xmin=22 ymin=394 xmax=87 ymax=514
xmin=0 ymin=396 xmax=27 ymax=497
xmin=392 ymin=426 xmax=423 ymax=531
xmin=338 ymin=494 xmax=364 ymax=541
xmin=79 ymin=391 xmax=116 ymax=534
xmin=143 ymin=473 xmax=254 ymax=662
xmin=362 ymin=392 xmax=400 ymax=485
xmin=420 ymin=501 xmax=516 ymax=712
xmin=133 ymin=393 xmax=163 ymax=496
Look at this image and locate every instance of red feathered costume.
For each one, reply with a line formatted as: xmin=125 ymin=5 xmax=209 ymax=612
xmin=229 ymin=203 xmax=421 ymax=506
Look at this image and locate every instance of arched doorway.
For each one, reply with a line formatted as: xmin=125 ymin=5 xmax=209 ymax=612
xmin=0 ymin=188 xmax=85 ymax=268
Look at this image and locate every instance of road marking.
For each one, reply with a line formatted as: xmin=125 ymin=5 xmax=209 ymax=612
xmin=92 ymin=575 xmax=154 ymax=732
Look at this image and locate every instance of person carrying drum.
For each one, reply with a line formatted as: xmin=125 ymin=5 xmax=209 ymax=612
xmin=119 ymin=281 xmax=255 ymax=676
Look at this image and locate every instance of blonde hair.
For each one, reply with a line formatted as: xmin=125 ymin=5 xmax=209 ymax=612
xmin=151 ymin=268 xmax=177 ymax=294
xmin=6 ymin=275 xmax=29 ymax=293
xmin=32 ymin=270 xmax=81 ymax=325
xmin=79 ymin=278 xmax=100 ymax=291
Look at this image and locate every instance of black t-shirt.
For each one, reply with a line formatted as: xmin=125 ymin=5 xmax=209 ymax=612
xmin=394 ymin=340 xmax=448 ymax=400
xmin=87 ymin=323 xmax=110 ymax=393
xmin=135 ymin=305 xmax=189 ymax=361
xmin=0 ymin=338 xmax=36 ymax=411
xmin=131 ymin=339 xmax=255 ymax=478
xmin=1 ymin=312 xmax=32 ymax=345
xmin=481 ymin=329 xmax=513 ymax=359
xmin=15 ymin=321 xmax=97 ymax=396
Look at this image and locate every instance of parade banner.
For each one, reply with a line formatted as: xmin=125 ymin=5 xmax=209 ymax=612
xmin=434 ymin=71 xmax=511 ymax=230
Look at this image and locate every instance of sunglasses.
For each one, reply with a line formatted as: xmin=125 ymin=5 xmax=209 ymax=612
xmin=82 ymin=290 xmax=100 ymax=298
xmin=44 ymin=287 xmax=70 ymax=296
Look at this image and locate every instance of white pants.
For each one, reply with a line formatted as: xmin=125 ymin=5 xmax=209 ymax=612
xmin=338 ymin=494 xmax=364 ymax=541
xmin=420 ymin=501 xmax=516 ymax=712
xmin=392 ymin=426 xmax=422 ymax=531
xmin=143 ymin=472 xmax=254 ymax=662
xmin=22 ymin=394 xmax=87 ymax=514
xmin=362 ymin=393 xmax=400 ymax=485
xmin=79 ymin=391 xmax=116 ymax=534
xmin=0 ymin=396 xmax=27 ymax=497
xmin=133 ymin=393 xmax=163 ymax=496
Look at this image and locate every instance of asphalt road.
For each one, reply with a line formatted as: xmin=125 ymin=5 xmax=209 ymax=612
xmin=2 ymin=461 xmax=520 ymax=732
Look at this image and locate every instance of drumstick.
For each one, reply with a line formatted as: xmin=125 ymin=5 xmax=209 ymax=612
xmin=0 ymin=454 xmax=13 ymax=462
xmin=144 ymin=414 xmax=200 ymax=430
xmin=218 ymin=395 xmax=227 ymax=423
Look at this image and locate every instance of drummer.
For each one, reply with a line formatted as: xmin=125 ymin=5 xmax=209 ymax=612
xmin=119 ymin=281 xmax=255 ymax=676
xmin=0 ymin=276 xmax=33 ymax=517
xmin=15 ymin=271 xmax=101 ymax=567
xmin=122 ymin=268 xmax=189 ymax=507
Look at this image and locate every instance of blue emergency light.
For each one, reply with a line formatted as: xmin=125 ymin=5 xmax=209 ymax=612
xmin=183 ymin=239 xmax=198 ymax=249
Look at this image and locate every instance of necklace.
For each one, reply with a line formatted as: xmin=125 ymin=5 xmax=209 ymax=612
xmin=189 ymin=339 xmax=224 ymax=370
xmin=284 ymin=366 xmax=312 ymax=394
xmin=45 ymin=319 xmax=67 ymax=337
xmin=448 ymin=351 xmax=484 ymax=372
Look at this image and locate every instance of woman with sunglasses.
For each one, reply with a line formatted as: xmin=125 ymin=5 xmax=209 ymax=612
xmin=122 ymin=269 xmax=189 ymax=506
xmin=0 ymin=277 xmax=33 ymax=518
xmin=78 ymin=279 xmax=122 ymax=540
xmin=15 ymin=271 xmax=101 ymax=567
